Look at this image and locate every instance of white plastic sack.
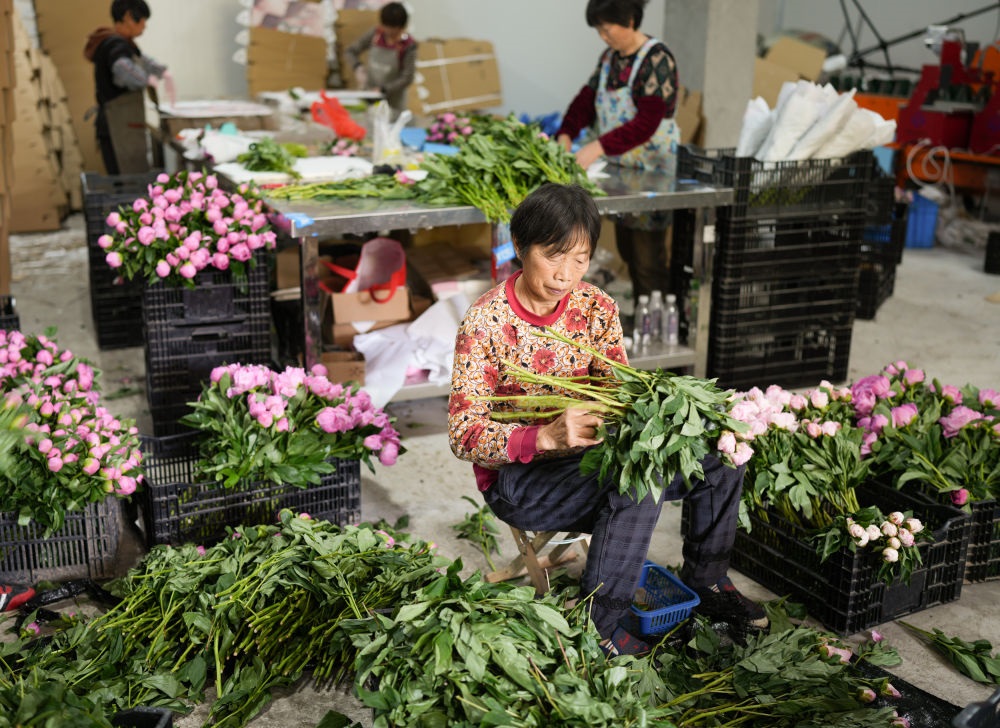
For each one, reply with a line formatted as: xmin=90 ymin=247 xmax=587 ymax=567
xmin=812 ymin=106 xmax=877 ymax=159
xmin=860 ymin=109 xmax=897 ymax=149
xmin=757 ymin=82 xmax=825 ymax=162
xmin=787 ymin=89 xmax=857 ymax=160
xmin=735 ymin=97 xmax=773 ymax=158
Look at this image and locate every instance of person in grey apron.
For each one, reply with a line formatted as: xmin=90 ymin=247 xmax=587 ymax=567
xmin=556 ymin=0 xmax=681 ymax=305
xmin=345 ymin=2 xmax=417 ymax=117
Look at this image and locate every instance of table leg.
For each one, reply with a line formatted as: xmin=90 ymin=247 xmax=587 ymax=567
xmin=300 ymin=235 xmax=322 ymax=369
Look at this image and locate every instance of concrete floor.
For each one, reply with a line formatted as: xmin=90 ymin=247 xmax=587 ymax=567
xmin=7 ymin=214 xmax=1000 ymax=726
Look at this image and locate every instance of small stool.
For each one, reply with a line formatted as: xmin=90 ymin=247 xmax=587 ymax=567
xmin=485 ymin=526 xmax=590 ymax=594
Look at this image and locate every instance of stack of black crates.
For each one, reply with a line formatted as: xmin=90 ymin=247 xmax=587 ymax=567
xmin=143 ymin=252 xmax=272 ymax=435
xmin=679 ymin=146 xmax=873 ymax=391
xmin=81 ymin=172 xmax=158 ymax=350
xmin=856 ymin=174 xmax=907 ymax=320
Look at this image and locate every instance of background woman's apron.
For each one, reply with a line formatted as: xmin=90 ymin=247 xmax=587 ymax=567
xmin=596 ymin=37 xmax=679 ymax=230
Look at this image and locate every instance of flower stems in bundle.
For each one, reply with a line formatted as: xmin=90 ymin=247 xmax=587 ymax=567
xmin=899 ymin=621 xmax=1000 ymax=684
xmin=482 ymin=327 xmax=747 ymax=503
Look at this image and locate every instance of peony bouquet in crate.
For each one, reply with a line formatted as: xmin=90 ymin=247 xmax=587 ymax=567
xmin=180 ymin=363 xmax=404 ymax=489
xmin=851 ymin=360 xmax=1000 ymax=509
xmin=0 ymin=329 xmax=143 ymax=534
xmin=728 ymin=381 xmax=932 ymax=584
xmin=99 ymin=170 xmax=277 ymax=287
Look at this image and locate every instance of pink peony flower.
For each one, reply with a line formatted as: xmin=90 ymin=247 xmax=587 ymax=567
xmin=951 ymin=488 xmax=969 ymax=506
xmin=939 ymin=406 xmax=982 ymax=438
xmin=903 ymin=368 xmax=925 ymax=385
xmin=979 ymin=389 xmax=999 ymax=408
xmin=883 ymin=547 xmax=899 ymax=563
xmin=179 ymin=262 xmax=197 ymax=279
xmin=717 ymin=430 xmax=737 ymax=454
xmin=858 ymin=687 xmax=877 ymax=703
xmin=890 ymin=403 xmax=918 ymax=428
xmin=941 ymin=384 xmax=963 ymax=404
xmin=155 ymin=260 xmax=171 ymax=278
xmin=870 ymin=629 xmax=884 ymax=643
xmin=378 ymin=440 xmax=399 ymax=466
xmin=106 ymin=252 xmax=123 ymax=268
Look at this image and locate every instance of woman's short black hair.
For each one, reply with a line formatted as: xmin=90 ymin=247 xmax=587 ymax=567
xmin=380 ymin=2 xmax=408 ymax=28
xmin=111 ymin=0 xmax=150 ymax=22
xmin=585 ymin=0 xmax=646 ymax=29
xmin=510 ymin=183 xmax=601 ymax=258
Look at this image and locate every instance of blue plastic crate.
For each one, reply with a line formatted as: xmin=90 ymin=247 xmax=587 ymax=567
xmin=630 ymin=561 xmax=700 ymax=634
xmin=905 ymin=194 xmax=938 ymax=248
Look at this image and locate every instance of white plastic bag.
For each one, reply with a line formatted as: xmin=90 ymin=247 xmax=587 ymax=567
xmin=787 ymin=89 xmax=857 ymax=160
xmin=757 ymin=82 xmax=825 ymax=161
xmin=735 ymin=97 xmax=773 ymax=158
xmin=813 ymin=106 xmax=877 ymax=159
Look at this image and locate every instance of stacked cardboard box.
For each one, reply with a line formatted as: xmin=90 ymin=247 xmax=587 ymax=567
xmin=0 ymin=0 xmax=14 ymax=294
xmin=9 ymin=8 xmax=84 ymax=232
xmin=332 ymin=8 xmax=377 ymax=89
xmin=246 ymin=26 xmax=327 ymax=97
xmin=34 ymin=0 xmax=109 ymax=174
xmin=409 ymin=38 xmax=502 ymax=116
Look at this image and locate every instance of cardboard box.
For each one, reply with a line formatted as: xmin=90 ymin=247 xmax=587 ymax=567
xmin=326 ymin=318 xmax=397 ymax=349
xmin=246 ymin=26 xmax=327 ymax=97
xmin=410 ymin=222 xmax=492 ymax=251
xmin=328 ymin=285 xmax=410 ymax=325
xmin=675 ymin=86 xmax=703 ymax=146
xmin=321 ymin=350 xmax=365 ymax=385
xmin=410 ymin=38 xmax=502 ymax=115
xmin=753 ymin=36 xmax=827 ymax=108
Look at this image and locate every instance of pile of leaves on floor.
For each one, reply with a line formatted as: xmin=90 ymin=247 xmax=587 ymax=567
xmin=1 ymin=511 xmax=911 ymax=728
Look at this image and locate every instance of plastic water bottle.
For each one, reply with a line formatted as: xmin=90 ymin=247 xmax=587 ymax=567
xmin=664 ymin=293 xmax=679 ymax=346
xmin=648 ymin=290 xmax=664 ymax=343
xmin=633 ymin=294 xmax=651 ymax=351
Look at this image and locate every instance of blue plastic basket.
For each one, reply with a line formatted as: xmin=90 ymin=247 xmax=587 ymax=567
xmin=905 ymin=193 xmax=938 ymax=248
xmin=630 ymin=561 xmax=700 ymax=634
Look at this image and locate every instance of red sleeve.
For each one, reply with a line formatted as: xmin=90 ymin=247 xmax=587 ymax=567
xmin=597 ymin=95 xmax=667 ymax=156
xmin=506 ymin=425 xmax=541 ymax=463
xmin=556 ymin=85 xmax=597 ymax=140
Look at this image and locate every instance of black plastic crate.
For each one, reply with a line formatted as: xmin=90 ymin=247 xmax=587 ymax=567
xmin=677 ymin=145 xmax=873 ymax=220
xmin=730 ymin=480 xmax=968 ymax=635
xmin=82 ymin=172 xmax=162 ymax=350
xmin=142 ymin=253 xmax=271 ymax=327
xmin=712 ymin=274 xmax=859 ymax=325
xmin=708 ymin=322 xmax=853 ymax=391
xmin=139 ymin=432 xmax=362 ymax=547
xmin=112 ymin=707 xmax=173 ymax=728
xmin=0 ymin=295 xmax=18 ymax=331
xmin=142 ymin=252 xmax=272 ymax=435
xmin=714 ymin=214 xmax=864 ymax=281
xmin=963 ymin=498 xmax=1000 ymax=583
xmin=0 ymin=498 xmax=121 ymax=583
xmin=856 ymin=213 xmax=908 ymax=320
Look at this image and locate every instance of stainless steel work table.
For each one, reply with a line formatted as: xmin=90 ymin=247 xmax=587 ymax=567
xmin=263 ymin=168 xmax=734 ymax=401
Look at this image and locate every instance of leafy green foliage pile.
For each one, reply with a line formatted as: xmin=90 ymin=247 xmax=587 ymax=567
xmin=266 ymin=116 xmax=602 ymax=223
xmin=451 ymin=495 xmax=502 ymax=570
xmin=2 ymin=512 xmax=911 ymax=728
xmin=236 ymin=138 xmax=305 ymax=179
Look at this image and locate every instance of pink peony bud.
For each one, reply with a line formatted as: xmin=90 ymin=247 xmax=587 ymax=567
xmin=179 ymin=262 xmax=197 ymax=279
xmin=883 ymin=547 xmax=899 ymax=563
xmin=858 ymin=687 xmax=877 ymax=703
xmin=951 ymin=488 xmax=969 ymax=506
xmin=870 ymin=629 xmax=884 ymax=643
xmin=106 ymin=251 xmax=123 ymax=268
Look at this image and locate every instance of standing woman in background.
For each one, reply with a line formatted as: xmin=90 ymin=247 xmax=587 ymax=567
xmin=556 ymin=0 xmax=679 ymax=306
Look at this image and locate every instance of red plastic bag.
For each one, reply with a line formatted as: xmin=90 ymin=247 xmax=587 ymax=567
xmin=311 ymin=92 xmax=366 ymax=141
xmin=321 ymin=237 xmax=406 ymax=303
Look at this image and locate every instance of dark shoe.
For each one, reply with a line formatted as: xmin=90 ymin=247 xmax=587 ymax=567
xmin=600 ymin=625 xmax=652 ymax=658
xmin=692 ymin=577 xmax=769 ymax=631
xmin=0 ymin=584 xmax=35 ymax=612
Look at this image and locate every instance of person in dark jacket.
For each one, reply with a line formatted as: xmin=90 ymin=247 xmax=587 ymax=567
xmin=84 ymin=0 xmax=172 ymax=174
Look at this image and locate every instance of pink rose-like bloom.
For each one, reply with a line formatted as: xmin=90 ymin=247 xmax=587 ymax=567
xmin=378 ymin=440 xmax=399 ymax=466
xmin=903 ymin=368 xmax=925 ymax=385
xmin=951 ymin=488 xmax=970 ymax=506
xmin=821 ymin=421 xmax=841 ymax=437
xmin=979 ymin=389 xmax=1000 ymax=408
xmin=890 ymin=403 xmax=918 ymax=428
xmin=106 ymin=252 xmax=123 ymax=268
xmin=870 ymin=629 xmax=884 ymax=643
xmin=883 ymin=547 xmax=899 ymax=563
xmin=98 ymin=234 xmax=114 ymax=249
xmin=179 ymin=262 xmax=197 ymax=279
xmin=898 ymin=529 xmax=915 ymax=547
xmin=806 ymin=421 xmax=823 ymax=438
xmin=852 ymin=375 xmax=892 ymax=416
xmin=941 ymin=384 xmax=963 ymax=404
xmin=317 ymin=405 xmax=353 ymax=434
xmin=155 ymin=260 xmax=171 ymax=278
xmin=212 ymin=252 xmax=230 ymax=270
xmin=809 ymin=389 xmax=829 ymax=408
xmin=730 ymin=441 xmax=753 ymax=467
xmin=858 ymin=687 xmax=877 ymax=703
xmin=940 ymin=406 xmax=982 ymax=438
xmin=717 ymin=430 xmax=737 ymax=454
xmin=788 ymin=393 xmax=808 ymax=411
xmin=363 ymin=434 xmax=383 ymax=451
